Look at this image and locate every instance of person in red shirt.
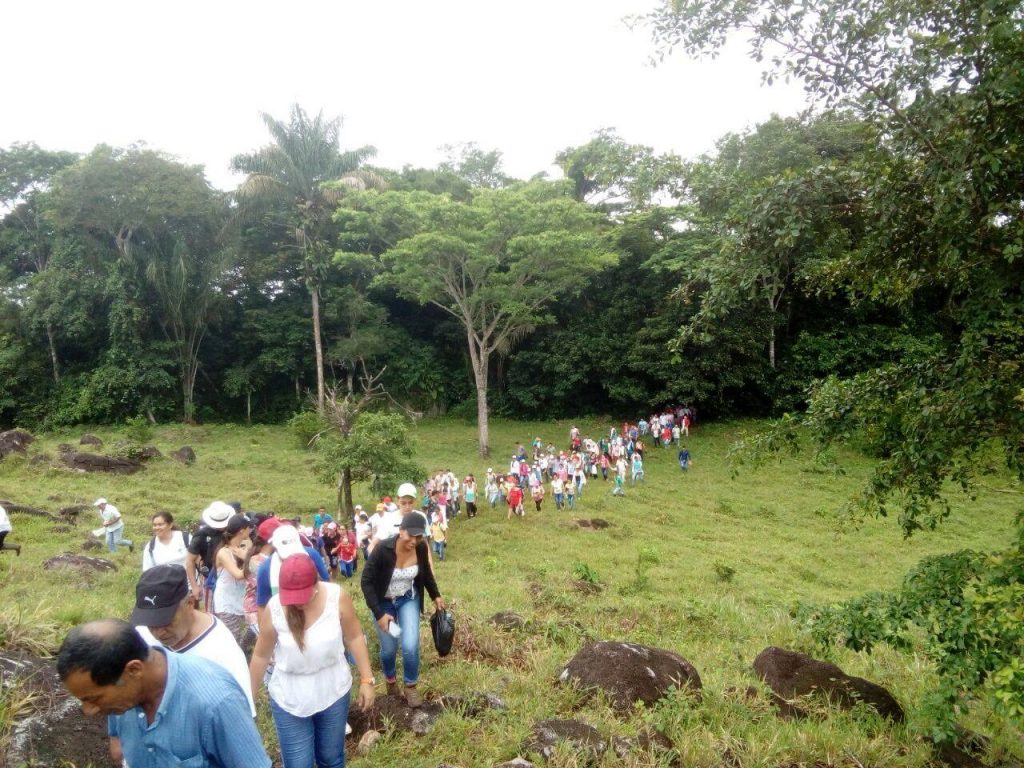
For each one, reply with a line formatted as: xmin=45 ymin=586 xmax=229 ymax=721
xmin=334 ymin=525 xmax=358 ymax=579
xmin=506 ymin=482 xmax=524 ymax=519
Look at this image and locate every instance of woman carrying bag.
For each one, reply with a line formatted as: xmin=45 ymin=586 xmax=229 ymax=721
xmin=360 ymin=483 xmax=444 ymax=708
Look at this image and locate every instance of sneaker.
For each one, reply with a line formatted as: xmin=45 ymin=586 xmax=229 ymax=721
xmin=345 ymin=722 xmax=352 ymax=736
xmin=13 ymin=544 xmax=21 ymax=557
xmin=128 ymin=542 xmax=134 ymax=554
xmin=404 ymin=685 xmax=423 ymax=708
xmin=386 ymin=679 xmax=401 ymax=697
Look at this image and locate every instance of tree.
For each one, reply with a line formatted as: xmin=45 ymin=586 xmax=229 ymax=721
xmin=310 ymin=402 xmax=422 ymax=516
xmin=555 ymin=129 xmax=684 ymax=214
xmin=232 ymin=105 xmax=381 ymax=413
xmin=646 ymin=0 xmax=1024 ymax=738
xmin=0 ymin=143 xmax=79 ymax=383
xmin=338 ymin=180 xmax=617 ymax=456
xmin=437 ymin=142 xmax=512 ymax=189
xmin=48 ymin=146 xmax=226 ymax=423
xmin=678 ymin=115 xmax=870 ymax=367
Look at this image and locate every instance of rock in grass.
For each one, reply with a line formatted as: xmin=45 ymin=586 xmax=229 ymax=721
xmin=79 ymin=434 xmax=103 ymax=447
xmin=753 ymin=646 xmax=905 ymax=722
xmin=524 ymin=719 xmax=606 ymax=762
xmin=612 ymin=730 xmax=677 ymax=764
xmin=494 ymin=759 xmax=535 ymax=768
xmin=61 ymin=450 xmax=143 ymax=475
xmin=356 ymin=730 xmax=381 ymax=755
xmin=347 ymin=693 xmax=444 ymax=738
xmin=0 ymin=429 xmax=33 ymax=458
xmin=559 ymin=641 xmax=702 ymax=712
xmin=488 ymin=611 xmax=526 ymax=630
xmin=43 ymin=553 xmax=117 ymax=573
xmin=171 ymin=446 xmax=196 ymax=465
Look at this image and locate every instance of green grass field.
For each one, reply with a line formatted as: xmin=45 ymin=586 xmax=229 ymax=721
xmin=1 ymin=418 xmax=1020 ymax=767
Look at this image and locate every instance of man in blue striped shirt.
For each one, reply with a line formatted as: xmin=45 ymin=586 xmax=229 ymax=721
xmin=58 ymin=619 xmax=270 ymax=768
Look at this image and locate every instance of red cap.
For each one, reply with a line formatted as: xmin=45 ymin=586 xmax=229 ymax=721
xmin=382 ymin=496 xmax=392 ymax=503
xmin=278 ymin=556 xmax=318 ymax=606
xmin=257 ymin=517 xmax=285 ymax=542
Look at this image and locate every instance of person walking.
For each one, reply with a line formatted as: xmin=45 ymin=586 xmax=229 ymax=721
xmin=58 ymin=619 xmax=269 ymax=768
xmin=141 ymin=512 xmax=190 ymax=571
xmin=0 ymin=503 xmax=19 ymax=556
xmin=361 ymin=506 xmax=445 ymax=708
xmin=94 ymin=498 xmax=133 ymax=554
xmin=250 ymin=556 xmax=375 ymax=768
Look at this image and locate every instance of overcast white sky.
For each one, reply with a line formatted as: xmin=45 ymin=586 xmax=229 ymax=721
xmin=3 ymin=0 xmax=808 ymax=191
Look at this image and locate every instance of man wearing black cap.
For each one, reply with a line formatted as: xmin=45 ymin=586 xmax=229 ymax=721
xmin=106 ymin=565 xmax=255 ymax=763
xmin=130 ymin=565 xmax=253 ymax=716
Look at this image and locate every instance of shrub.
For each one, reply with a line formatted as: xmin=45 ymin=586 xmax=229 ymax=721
xmin=713 ymin=561 xmax=736 ymax=583
xmin=123 ymin=415 xmax=154 ymax=444
xmin=288 ymin=410 xmax=328 ymax=450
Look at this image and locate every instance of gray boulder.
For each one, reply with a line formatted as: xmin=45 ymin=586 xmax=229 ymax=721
xmin=171 ymin=446 xmax=196 ymax=465
xmin=753 ymin=646 xmax=904 ymax=722
xmin=524 ymin=719 xmax=606 ymax=763
xmin=559 ymin=641 xmax=702 ymax=712
xmin=79 ymin=434 xmax=103 ymax=447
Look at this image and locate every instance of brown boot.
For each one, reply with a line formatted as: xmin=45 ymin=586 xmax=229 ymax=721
xmin=386 ymin=679 xmax=401 ymax=697
xmin=404 ymin=685 xmax=423 ymax=708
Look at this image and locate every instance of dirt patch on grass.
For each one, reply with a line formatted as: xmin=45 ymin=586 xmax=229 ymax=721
xmin=1 ymin=649 xmax=110 ymax=767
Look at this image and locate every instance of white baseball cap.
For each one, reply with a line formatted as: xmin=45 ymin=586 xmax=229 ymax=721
xmin=93 ymin=498 xmax=107 ymax=507
xmin=397 ymin=482 xmax=417 ymax=499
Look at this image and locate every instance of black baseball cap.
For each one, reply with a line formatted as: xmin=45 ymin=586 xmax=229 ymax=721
xmin=400 ymin=512 xmax=427 ymax=538
xmin=130 ymin=564 xmax=189 ymax=627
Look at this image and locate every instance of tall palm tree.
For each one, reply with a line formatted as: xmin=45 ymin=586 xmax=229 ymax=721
xmin=232 ymin=105 xmax=380 ymax=412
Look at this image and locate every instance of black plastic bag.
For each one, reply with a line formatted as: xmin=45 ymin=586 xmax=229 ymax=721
xmin=430 ymin=608 xmax=455 ymax=657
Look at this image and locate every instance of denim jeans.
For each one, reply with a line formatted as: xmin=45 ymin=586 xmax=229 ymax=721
xmin=105 ymin=527 xmax=132 ymax=554
xmin=271 ymin=690 xmax=350 ymax=768
xmin=433 ymin=540 xmax=446 ymax=561
xmin=373 ymin=593 xmax=421 ymax=685
xmin=340 ymin=560 xmax=354 ymax=578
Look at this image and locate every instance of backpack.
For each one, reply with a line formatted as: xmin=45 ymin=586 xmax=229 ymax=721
xmin=148 ymin=529 xmax=191 ymax=557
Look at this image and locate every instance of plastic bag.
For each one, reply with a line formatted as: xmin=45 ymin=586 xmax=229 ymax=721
xmin=430 ymin=608 xmax=455 ymax=657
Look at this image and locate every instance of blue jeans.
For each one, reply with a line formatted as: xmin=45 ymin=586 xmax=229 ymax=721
xmin=105 ymin=528 xmax=132 ymax=554
xmin=374 ymin=593 xmax=421 ymax=685
xmin=433 ymin=540 xmax=446 ymax=561
xmin=340 ymin=560 xmax=354 ymax=578
xmin=271 ymin=690 xmax=350 ymax=768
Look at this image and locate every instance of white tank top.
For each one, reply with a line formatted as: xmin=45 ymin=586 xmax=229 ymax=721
xmin=268 ymin=581 xmax=352 ymax=716
xmin=213 ymin=565 xmax=246 ymax=615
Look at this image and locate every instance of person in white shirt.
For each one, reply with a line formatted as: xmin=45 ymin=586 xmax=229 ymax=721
xmin=94 ymin=498 xmax=133 ymax=554
xmin=141 ymin=512 xmax=191 ymax=571
xmin=0 ymin=504 xmax=19 ymax=556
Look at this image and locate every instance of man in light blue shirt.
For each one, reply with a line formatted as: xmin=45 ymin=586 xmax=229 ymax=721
xmin=58 ymin=619 xmax=270 ymax=768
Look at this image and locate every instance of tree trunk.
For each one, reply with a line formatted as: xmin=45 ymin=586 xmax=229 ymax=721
xmin=46 ymin=322 xmax=60 ymax=384
xmin=182 ymin=362 xmax=197 ymax=424
xmin=246 ymin=390 xmax=252 ymax=424
xmin=768 ymin=324 xmax=776 ymax=369
xmin=338 ymin=467 xmax=354 ymax=518
xmin=312 ymin=287 xmax=325 ymax=413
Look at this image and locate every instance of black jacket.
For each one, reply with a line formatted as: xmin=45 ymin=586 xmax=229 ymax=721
xmin=361 ymin=537 xmax=441 ymax=620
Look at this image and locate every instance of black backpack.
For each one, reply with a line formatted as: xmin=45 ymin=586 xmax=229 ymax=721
xmin=147 ymin=529 xmax=191 ymax=558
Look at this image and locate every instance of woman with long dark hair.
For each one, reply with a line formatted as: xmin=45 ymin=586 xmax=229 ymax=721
xmin=250 ymin=555 xmax=374 ymax=768
xmin=361 ymin=484 xmax=445 ymax=708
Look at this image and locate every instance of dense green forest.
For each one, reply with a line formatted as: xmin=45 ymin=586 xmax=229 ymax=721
xmin=0 ymin=112 xmax=942 ymax=429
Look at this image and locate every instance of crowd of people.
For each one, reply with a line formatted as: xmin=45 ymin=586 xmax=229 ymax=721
xmin=47 ymin=408 xmax=696 ymax=768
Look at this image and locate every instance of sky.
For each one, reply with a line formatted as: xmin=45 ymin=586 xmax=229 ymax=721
xmin=3 ymin=0 xmax=809 ymax=191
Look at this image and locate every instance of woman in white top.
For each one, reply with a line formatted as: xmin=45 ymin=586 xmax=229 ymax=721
xmin=250 ymin=555 xmax=374 ymax=768
xmin=214 ymin=514 xmax=253 ymax=653
xmin=141 ymin=512 xmax=190 ymax=571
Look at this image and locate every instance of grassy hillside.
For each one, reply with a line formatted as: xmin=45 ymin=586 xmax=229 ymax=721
xmin=1 ymin=418 xmax=1020 ymax=767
